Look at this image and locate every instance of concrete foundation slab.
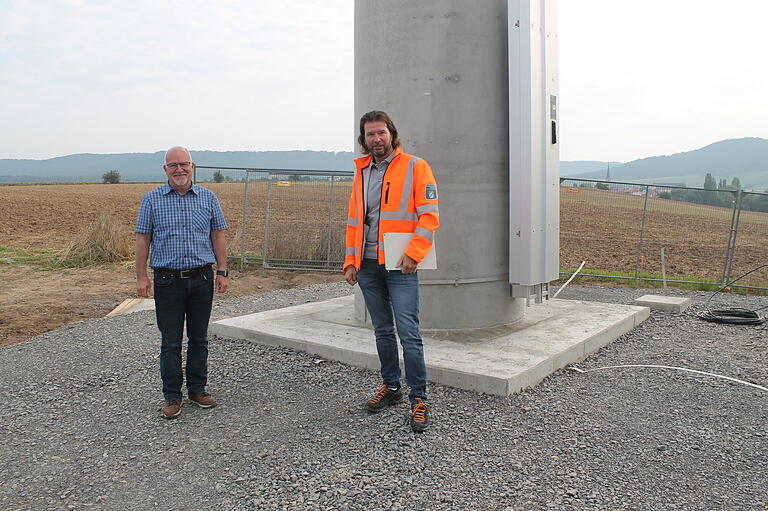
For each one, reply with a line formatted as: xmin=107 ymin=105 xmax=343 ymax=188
xmin=634 ymin=295 xmax=692 ymax=313
xmin=210 ymin=296 xmax=649 ymax=396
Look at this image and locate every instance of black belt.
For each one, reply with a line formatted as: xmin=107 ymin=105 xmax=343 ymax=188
xmin=155 ymin=265 xmax=211 ymax=279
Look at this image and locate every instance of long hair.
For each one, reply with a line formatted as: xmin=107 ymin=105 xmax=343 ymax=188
xmin=357 ymin=110 xmax=401 ymax=155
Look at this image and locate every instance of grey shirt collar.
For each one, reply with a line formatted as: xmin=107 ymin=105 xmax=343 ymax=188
xmin=369 ymin=149 xmax=395 ymax=169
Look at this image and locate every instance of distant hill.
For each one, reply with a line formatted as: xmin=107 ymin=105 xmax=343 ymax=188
xmin=560 ymin=160 xmax=622 ymax=178
xmin=0 ymin=151 xmax=626 ymax=183
xmin=3 ymin=138 xmax=767 ymax=189
xmin=0 ymin=150 xmax=356 ymax=183
xmin=569 ymin=137 xmax=768 ymax=190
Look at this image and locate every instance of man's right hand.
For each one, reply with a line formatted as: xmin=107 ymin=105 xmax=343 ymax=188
xmin=343 ymin=265 xmax=358 ymax=286
xmin=137 ymin=275 xmax=152 ymax=297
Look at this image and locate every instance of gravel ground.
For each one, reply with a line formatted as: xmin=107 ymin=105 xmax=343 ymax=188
xmin=1 ymin=283 xmax=767 ymax=511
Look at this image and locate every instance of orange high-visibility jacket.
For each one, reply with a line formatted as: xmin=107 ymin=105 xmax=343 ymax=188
xmin=344 ymin=147 xmax=439 ymax=270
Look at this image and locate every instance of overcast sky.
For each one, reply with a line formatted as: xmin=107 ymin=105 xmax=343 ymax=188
xmin=1 ymin=0 xmax=766 ymax=162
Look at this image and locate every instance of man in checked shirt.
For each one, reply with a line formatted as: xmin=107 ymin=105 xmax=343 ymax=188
xmin=135 ymin=146 xmax=229 ymax=419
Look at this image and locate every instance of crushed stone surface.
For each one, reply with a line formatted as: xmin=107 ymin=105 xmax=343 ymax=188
xmin=1 ymin=283 xmax=767 ymax=510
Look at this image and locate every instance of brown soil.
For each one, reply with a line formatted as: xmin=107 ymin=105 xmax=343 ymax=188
xmin=0 ymin=263 xmax=343 ymax=348
xmin=2 ymin=183 xmax=766 ymax=347
xmin=560 ymin=189 xmax=768 ymax=284
xmin=0 ymin=182 xmax=347 ymax=347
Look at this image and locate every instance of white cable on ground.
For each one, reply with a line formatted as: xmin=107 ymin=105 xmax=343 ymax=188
xmin=570 ymin=364 xmax=768 ymax=392
xmin=553 ymin=260 xmax=586 ymax=299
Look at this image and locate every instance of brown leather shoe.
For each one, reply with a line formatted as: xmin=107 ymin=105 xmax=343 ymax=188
xmin=162 ymin=399 xmax=182 ymax=419
xmin=189 ymin=393 xmax=218 ymax=408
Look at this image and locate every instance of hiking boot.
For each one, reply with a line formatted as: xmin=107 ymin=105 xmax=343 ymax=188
xmin=162 ymin=399 xmax=182 ymax=419
xmin=410 ymin=398 xmax=429 ymax=432
xmin=189 ymin=393 xmax=218 ymax=408
xmin=365 ymin=385 xmax=403 ymax=413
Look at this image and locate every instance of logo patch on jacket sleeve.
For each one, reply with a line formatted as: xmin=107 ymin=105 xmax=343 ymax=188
xmin=425 ymin=184 xmax=437 ymax=200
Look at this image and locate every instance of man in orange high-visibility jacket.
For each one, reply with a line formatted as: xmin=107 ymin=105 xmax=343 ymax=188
xmin=343 ymin=110 xmax=439 ymax=433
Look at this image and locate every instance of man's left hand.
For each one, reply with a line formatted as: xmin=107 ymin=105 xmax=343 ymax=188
xmin=216 ymin=275 xmax=228 ymax=293
xmin=396 ymin=254 xmax=418 ymax=274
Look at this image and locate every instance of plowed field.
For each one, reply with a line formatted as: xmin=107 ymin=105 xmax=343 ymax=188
xmin=0 ymin=182 xmax=343 ymax=347
xmin=2 ymin=182 xmax=767 ymax=347
xmin=560 ymin=188 xmax=768 ymax=284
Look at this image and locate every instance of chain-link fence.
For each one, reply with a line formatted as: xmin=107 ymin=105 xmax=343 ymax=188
xmin=196 ymin=166 xmax=768 ymax=289
xmin=196 ymin=166 xmax=352 ymax=270
xmin=560 ymin=178 xmax=768 ymax=289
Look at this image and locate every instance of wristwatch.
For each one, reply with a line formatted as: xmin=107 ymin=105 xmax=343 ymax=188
xmin=216 ymin=269 xmax=229 ymax=277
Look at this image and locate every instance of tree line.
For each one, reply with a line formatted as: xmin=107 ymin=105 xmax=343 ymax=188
xmin=661 ymin=173 xmax=768 ymax=212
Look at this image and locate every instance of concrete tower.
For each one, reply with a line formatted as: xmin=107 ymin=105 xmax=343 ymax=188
xmin=355 ymin=0 xmax=559 ymax=329
xmin=355 ymin=0 xmax=527 ymax=329
xmin=212 ymin=1 xmax=645 ymax=397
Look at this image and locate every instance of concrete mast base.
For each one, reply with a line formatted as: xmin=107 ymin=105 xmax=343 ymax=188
xmin=209 ymin=296 xmax=649 ymax=396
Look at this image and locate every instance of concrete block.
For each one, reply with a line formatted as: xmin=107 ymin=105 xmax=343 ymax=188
xmin=210 ymin=296 xmax=649 ymax=396
xmin=634 ymin=295 xmax=692 ymax=313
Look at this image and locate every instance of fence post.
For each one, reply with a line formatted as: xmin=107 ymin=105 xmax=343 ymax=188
xmin=239 ymin=170 xmax=250 ymax=270
xmin=326 ymin=177 xmax=335 ymax=268
xmin=263 ymin=174 xmax=273 ymax=269
xmin=634 ymin=184 xmax=651 ymax=283
xmin=721 ymin=189 xmax=743 ymax=286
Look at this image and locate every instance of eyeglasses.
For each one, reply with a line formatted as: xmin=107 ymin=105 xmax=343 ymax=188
xmin=166 ymin=161 xmax=192 ymax=170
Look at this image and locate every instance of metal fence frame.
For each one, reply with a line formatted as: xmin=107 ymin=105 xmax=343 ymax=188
xmin=197 ymin=165 xmax=353 ymax=271
xmin=559 ymin=177 xmax=768 ymax=290
xmin=196 ymin=166 xmax=768 ymax=289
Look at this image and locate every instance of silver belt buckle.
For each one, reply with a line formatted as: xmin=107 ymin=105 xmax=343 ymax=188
xmin=179 ymin=269 xmax=193 ymax=279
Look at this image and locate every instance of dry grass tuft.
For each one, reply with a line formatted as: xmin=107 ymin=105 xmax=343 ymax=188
xmin=56 ymin=214 xmax=133 ymax=267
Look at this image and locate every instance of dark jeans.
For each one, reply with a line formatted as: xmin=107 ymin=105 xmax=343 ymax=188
xmin=356 ymin=258 xmax=427 ymax=403
xmin=153 ymin=267 xmax=214 ymax=401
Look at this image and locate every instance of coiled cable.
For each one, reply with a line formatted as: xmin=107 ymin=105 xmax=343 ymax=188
xmin=697 ymin=264 xmax=767 ymax=325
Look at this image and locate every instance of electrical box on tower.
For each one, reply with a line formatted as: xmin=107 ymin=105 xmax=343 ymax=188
xmin=508 ymin=0 xmax=560 ymax=304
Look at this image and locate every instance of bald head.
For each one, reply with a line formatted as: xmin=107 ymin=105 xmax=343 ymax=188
xmin=165 ymin=146 xmax=192 ymax=164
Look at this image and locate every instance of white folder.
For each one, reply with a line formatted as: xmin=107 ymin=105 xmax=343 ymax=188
xmin=383 ymin=232 xmax=437 ymax=270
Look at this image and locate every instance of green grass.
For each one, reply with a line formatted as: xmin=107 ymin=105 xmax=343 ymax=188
xmin=0 ymin=243 xmax=136 ymax=270
xmin=0 ymin=245 xmax=126 ymax=270
xmin=0 ymin=246 xmax=58 ymax=269
xmin=227 ymin=250 xmax=264 ymax=260
xmin=557 ymin=266 xmax=766 ymax=294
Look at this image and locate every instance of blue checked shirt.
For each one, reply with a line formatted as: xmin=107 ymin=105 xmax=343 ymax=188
xmin=135 ymin=183 xmax=228 ymax=270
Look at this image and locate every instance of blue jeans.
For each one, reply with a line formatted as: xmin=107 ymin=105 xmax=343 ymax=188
xmin=153 ymin=267 xmax=214 ymax=401
xmin=356 ymin=258 xmax=427 ymax=403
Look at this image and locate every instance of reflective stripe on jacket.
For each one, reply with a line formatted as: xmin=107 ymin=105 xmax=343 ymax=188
xmin=344 ymin=147 xmax=439 ymax=270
